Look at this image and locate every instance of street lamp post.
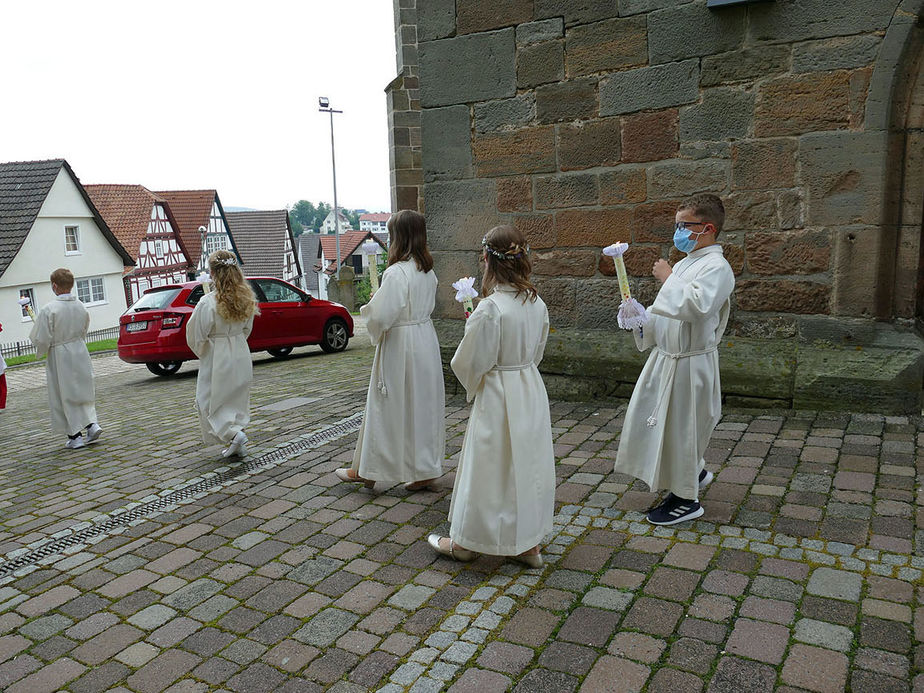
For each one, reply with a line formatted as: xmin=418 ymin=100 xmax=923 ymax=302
xmin=318 ymin=96 xmax=343 ymax=280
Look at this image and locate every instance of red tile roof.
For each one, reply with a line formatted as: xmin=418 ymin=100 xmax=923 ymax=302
xmin=317 ymin=231 xmax=386 ymax=274
xmin=359 ymin=212 xmax=391 ymax=223
xmin=154 ymin=190 xmax=217 ymax=266
xmin=84 ymin=184 xmax=190 ymax=266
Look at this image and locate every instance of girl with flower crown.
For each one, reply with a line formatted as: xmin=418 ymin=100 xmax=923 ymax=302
xmin=186 ymin=250 xmax=259 ymax=458
xmin=336 ymin=210 xmax=445 ymax=491
xmin=428 ymin=225 xmax=554 ymax=568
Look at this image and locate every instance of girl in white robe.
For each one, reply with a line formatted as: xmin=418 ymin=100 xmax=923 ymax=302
xmin=428 ymin=225 xmax=555 ymax=568
xmin=186 ymin=250 xmax=258 ymax=458
xmin=338 ymin=210 xmax=446 ymax=490
xmin=615 ymin=194 xmax=735 ymax=526
xmin=29 ymin=269 xmax=100 ymax=448
xmin=0 ymin=321 xmax=6 ymax=410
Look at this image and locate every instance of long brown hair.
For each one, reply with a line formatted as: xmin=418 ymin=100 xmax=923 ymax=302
xmin=208 ymin=250 xmax=259 ymax=322
xmin=387 ymin=210 xmax=433 ymax=273
xmin=481 ymin=225 xmax=537 ymax=301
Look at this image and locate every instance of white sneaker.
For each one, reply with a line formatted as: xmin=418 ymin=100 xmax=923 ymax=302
xmin=65 ymin=436 xmax=85 ymax=449
xmin=86 ymin=423 xmax=102 ymax=444
xmin=699 ymin=469 xmax=714 ymax=490
xmin=222 ymin=431 xmax=248 ymax=458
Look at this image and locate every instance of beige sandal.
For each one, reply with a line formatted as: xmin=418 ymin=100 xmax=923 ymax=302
xmin=334 ymin=468 xmax=375 ymax=489
xmin=427 ymin=534 xmax=475 ymax=562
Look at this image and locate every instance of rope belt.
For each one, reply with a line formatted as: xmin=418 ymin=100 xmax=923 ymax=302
xmin=491 ymin=363 xmax=533 ymax=371
xmin=50 ymin=339 xmax=84 ymax=347
xmin=375 ymin=317 xmax=433 ymax=396
xmin=646 ymin=345 xmax=718 ymax=428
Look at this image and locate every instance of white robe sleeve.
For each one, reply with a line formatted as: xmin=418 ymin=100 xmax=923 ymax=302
xmin=29 ymin=307 xmax=53 ymax=359
xmin=650 ymin=262 xmax=734 ymax=323
xmin=186 ymin=300 xmax=213 ymax=357
xmin=450 ymin=299 xmax=501 ymax=402
xmin=361 ymin=265 xmax=408 ymax=345
xmin=242 ymin=310 xmax=255 ymax=339
xmin=535 ymin=301 xmax=550 ymax=364
xmin=632 ymin=313 xmax=658 ymax=352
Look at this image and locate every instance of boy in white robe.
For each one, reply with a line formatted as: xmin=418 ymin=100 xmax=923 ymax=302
xmin=615 ymin=194 xmax=735 ymax=525
xmin=29 ymin=268 xmax=101 ymax=449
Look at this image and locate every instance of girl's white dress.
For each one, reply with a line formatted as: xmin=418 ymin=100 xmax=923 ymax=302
xmin=29 ymin=294 xmax=97 ymax=433
xmin=351 ymin=260 xmax=445 ymax=482
xmin=186 ymin=292 xmax=255 ymax=445
xmin=448 ymin=285 xmax=555 ymax=555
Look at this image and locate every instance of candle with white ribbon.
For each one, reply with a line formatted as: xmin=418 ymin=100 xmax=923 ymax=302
xmin=451 ymin=277 xmax=478 ymax=317
xmin=17 ymin=296 xmax=35 ymax=320
xmin=361 ymin=241 xmax=381 ymax=293
xmin=602 ymin=242 xmax=649 ymax=330
xmin=196 ymin=271 xmax=212 ymax=294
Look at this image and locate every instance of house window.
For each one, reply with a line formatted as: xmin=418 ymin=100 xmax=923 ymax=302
xmin=65 ymin=225 xmax=80 ymax=254
xmin=19 ymin=288 xmax=35 ymax=320
xmin=154 ymin=239 xmax=163 ymax=257
xmin=75 ymin=276 xmax=106 ymax=305
xmin=206 ymin=234 xmax=227 ymax=255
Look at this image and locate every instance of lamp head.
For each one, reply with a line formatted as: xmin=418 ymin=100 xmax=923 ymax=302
xmin=318 ymin=96 xmax=330 ymax=109
xmin=198 ymin=225 xmax=207 ymax=234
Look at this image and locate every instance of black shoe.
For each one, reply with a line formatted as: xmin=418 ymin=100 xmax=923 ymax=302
xmin=647 ymin=494 xmax=704 ymax=526
xmin=699 ymin=468 xmax=714 ymax=489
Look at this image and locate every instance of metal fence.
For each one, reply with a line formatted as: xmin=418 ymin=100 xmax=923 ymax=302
xmin=0 ymin=326 xmax=120 ymax=360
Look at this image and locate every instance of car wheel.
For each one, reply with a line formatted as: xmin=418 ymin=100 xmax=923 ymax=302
xmin=320 ymin=318 xmax=349 ymax=353
xmin=267 ymin=347 xmax=294 ymax=359
xmin=146 ymin=361 xmax=182 ymax=376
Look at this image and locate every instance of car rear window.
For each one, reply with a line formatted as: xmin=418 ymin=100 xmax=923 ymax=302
xmin=129 ymin=288 xmax=181 ymax=312
xmin=186 ymin=285 xmax=205 ymax=306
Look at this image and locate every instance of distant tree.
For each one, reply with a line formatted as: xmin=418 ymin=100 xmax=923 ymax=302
xmin=344 ymin=209 xmax=360 ymax=230
xmin=290 ymin=200 xmax=316 ymax=229
xmin=289 ymin=213 xmax=304 ymax=237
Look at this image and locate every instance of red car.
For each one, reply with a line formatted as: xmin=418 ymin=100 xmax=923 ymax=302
xmin=118 ymin=277 xmax=353 ymax=376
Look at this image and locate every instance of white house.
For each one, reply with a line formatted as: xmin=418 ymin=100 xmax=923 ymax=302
xmin=320 ymin=209 xmax=353 ymax=234
xmin=84 ymin=184 xmax=193 ymax=305
xmin=0 ymin=159 xmax=134 ymax=344
xmin=316 ymin=230 xmax=386 ymax=300
xmin=359 ymin=212 xmax=390 ymax=235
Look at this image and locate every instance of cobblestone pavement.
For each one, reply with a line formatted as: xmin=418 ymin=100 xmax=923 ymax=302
xmin=0 ymin=329 xmax=920 ymax=692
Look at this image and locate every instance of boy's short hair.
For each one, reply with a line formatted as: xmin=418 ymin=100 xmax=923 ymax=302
xmin=50 ymin=268 xmax=74 ymax=291
xmin=677 ymin=194 xmax=725 ymax=234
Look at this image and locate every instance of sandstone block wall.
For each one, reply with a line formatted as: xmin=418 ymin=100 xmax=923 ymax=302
xmin=398 ymin=0 xmax=922 ymax=331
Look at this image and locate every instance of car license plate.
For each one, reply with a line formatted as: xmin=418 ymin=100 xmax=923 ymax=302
xmin=126 ymin=321 xmax=148 ymax=333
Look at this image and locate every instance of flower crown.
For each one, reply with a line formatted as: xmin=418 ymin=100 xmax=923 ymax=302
xmin=482 ymin=236 xmax=529 ymax=261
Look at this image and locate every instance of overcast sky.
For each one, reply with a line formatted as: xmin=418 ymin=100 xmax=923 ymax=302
xmin=0 ymin=0 xmax=397 ymax=212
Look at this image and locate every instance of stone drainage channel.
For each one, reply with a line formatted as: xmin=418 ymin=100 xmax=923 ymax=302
xmin=0 ymin=412 xmax=365 ymax=581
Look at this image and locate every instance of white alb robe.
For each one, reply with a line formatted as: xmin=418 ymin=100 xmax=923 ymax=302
xmin=448 ymin=286 xmax=555 ymax=555
xmin=351 ymin=260 xmax=445 ymax=482
xmin=186 ymin=292 xmax=255 ymax=446
xmin=615 ymin=244 xmax=735 ymax=500
xmin=29 ymin=294 xmax=97 ymax=434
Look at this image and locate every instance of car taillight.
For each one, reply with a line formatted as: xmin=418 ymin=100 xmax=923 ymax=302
xmin=162 ymin=314 xmax=184 ymax=328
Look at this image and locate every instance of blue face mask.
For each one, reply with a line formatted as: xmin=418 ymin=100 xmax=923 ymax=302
xmin=673 ymin=223 xmax=705 ymax=253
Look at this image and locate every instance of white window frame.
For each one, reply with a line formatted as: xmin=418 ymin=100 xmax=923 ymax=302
xmin=75 ymin=276 xmax=106 ymax=306
xmin=64 ymin=225 xmax=81 ymax=255
xmin=18 ymin=287 xmax=35 ymax=322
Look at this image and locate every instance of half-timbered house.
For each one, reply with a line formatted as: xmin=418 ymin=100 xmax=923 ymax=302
xmin=316 ymin=230 xmax=387 ymax=300
xmin=225 ymin=210 xmax=301 ymax=284
xmin=155 ymin=190 xmax=240 ymax=276
xmin=84 ymin=185 xmax=192 ymax=306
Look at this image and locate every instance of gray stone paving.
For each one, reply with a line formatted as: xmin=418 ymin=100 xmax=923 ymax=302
xmin=0 ymin=326 xmax=920 ymax=692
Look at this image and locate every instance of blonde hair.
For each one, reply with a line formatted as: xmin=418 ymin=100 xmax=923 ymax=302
xmin=481 ymin=225 xmax=537 ymax=301
xmin=50 ymin=268 xmax=74 ymax=291
xmin=208 ymin=250 xmax=259 ymax=322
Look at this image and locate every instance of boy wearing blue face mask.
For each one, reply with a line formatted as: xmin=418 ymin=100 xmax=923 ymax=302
xmin=614 ymin=193 xmax=735 ymax=525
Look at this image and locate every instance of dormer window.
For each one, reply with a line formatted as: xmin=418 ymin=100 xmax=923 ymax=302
xmin=65 ymin=225 xmax=80 ymax=254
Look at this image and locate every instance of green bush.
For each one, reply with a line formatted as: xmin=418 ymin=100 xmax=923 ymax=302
xmin=355 ymin=261 xmax=386 ymax=307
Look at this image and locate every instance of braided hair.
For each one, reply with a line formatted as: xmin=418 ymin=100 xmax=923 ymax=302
xmin=481 ymin=225 xmax=537 ymax=301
